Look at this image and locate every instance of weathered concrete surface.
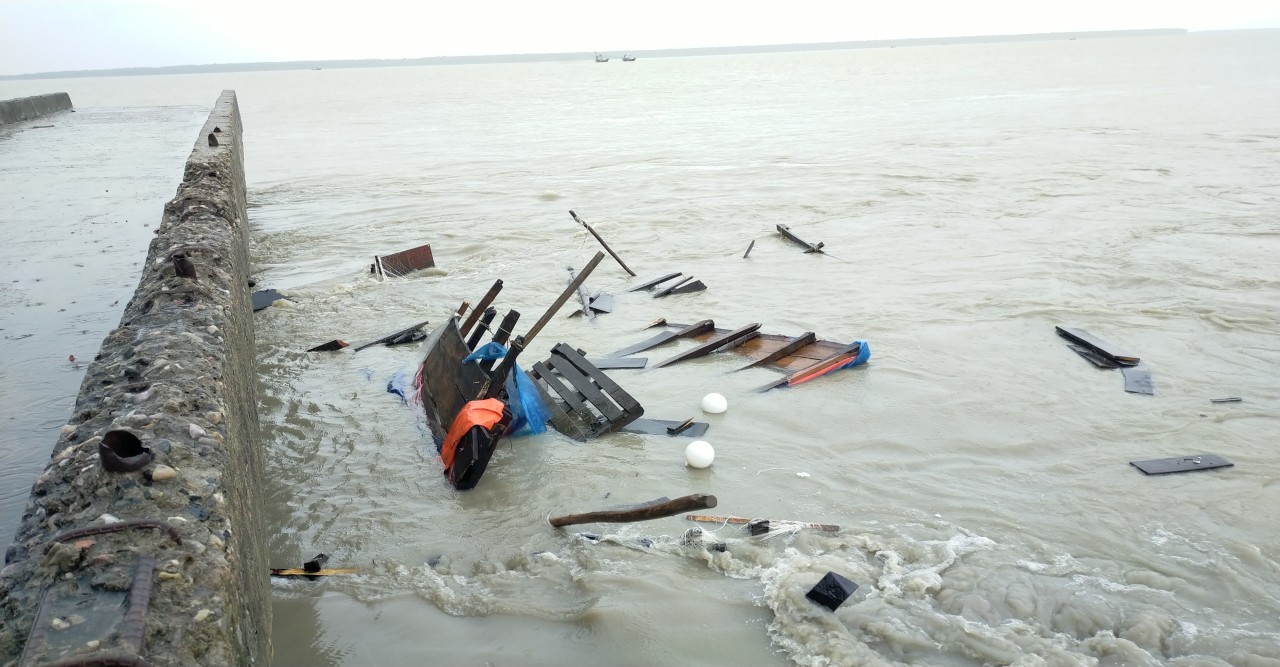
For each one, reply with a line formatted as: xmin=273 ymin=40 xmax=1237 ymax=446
xmin=0 ymin=93 xmax=73 ymax=125
xmin=0 ymin=91 xmax=269 ymax=666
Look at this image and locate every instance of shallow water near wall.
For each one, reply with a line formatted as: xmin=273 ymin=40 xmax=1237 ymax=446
xmin=3 ymin=30 xmax=1279 ymax=666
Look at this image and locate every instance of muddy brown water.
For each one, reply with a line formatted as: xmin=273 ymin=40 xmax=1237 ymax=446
xmin=3 ymin=30 xmax=1278 ymax=666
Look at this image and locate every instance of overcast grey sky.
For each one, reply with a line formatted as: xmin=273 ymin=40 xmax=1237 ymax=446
xmin=1 ymin=0 xmax=1277 ymax=75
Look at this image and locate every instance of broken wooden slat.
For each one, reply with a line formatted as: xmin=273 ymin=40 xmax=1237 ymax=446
xmin=1122 ymin=365 xmax=1154 ymax=395
xmin=588 ymin=356 xmax=647 ymax=370
xmin=352 ymin=320 xmax=431 ymax=353
xmin=757 ymin=342 xmax=862 ymax=392
xmin=550 ymin=494 xmax=717 ymax=528
xmin=570 ymin=210 xmax=637 ymax=276
xmin=465 ymin=307 xmax=498 ymax=351
xmin=663 ymin=279 xmax=706 ymax=296
xmin=306 ymin=339 xmax=349 ymax=352
xmin=607 ymin=319 xmax=715 ymax=358
xmin=743 ymin=240 xmax=755 ymax=258
xmin=531 ymin=361 xmax=591 ymax=415
xmin=269 ymin=568 xmax=359 ymax=577
xmin=738 ymin=331 xmax=817 ymax=371
xmin=554 ymin=345 xmax=643 ymax=418
xmin=621 ymin=418 xmax=709 ymax=438
xmin=630 ymin=272 xmax=682 ymax=292
xmin=777 ymin=224 xmax=824 ymax=253
xmin=546 ymin=352 xmax=626 ymax=423
xmin=1130 ymin=454 xmax=1233 ymax=475
xmin=685 ymin=515 xmax=840 ymax=532
xmin=460 ymin=279 xmax=504 ymax=336
xmin=376 ymin=243 xmax=435 ymax=278
xmin=653 ymin=323 xmax=762 ymax=369
xmin=1068 ymin=343 xmax=1121 ymax=369
xmin=479 ymin=310 xmax=520 ymax=372
xmin=653 ymin=276 xmax=695 ymax=298
xmin=1055 ymin=326 xmax=1139 ymax=366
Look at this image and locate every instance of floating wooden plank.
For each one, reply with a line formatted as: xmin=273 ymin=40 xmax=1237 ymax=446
xmin=375 ymin=243 xmax=435 ymax=278
xmin=621 ymin=418 xmax=709 ymax=438
xmin=550 ymin=494 xmax=717 ymax=528
xmin=607 ymin=319 xmax=715 ymax=358
xmin=630 ymin=272 xmax=682 ymax=292
xmin=1122 ymin=365 xmax=1154 ymax=395
xmin=685 ymin=515 xmax=839 ymax=532
xmin=653 ymin=323 xmax=762 ymax=368
xmin=530 ymin=343 xmax=644 ymax=440
xmin=738 ymin=331 xmax=817 ymax=371
xmin=547 ymin=353 xmax=625 ymax=422
xmin=777 ymin=224 xmax=824 ymax=253
xmin=663 ymin=279 xmax=706 ymax=297
xmin=1210 ymin=397 xmax=1243 ymax=403
xmin=1068 ymin=344 xmax=1120 ymax=369
xmin=460 ymin=279 xmax=503 ymax=336
xmin=306 ymin=339 xmax=349 ymax=352
xmin=270 ymin=568 xmax=358 ymax=577
xmin=653 ymin=276 xmax=694 ymax=298
xmin=588 ymin=293 xmax=615 ymax=313
xmin=1055 ymin=326 xmax=1139 ymax=366
xmin=1129 ymin=454 xmax=1233 ymax=475
xmin=570 ymin=210 xmax=637 ymax=276
xmin=352 ymin=320 xmax=430 ymax=352
xmin=757 ymin=343 xmax=862 ymax=392
xmin=743 ymin=240 xmax=755 ymax=258
xmin=589 ymin=356 xmax=647 ymax=370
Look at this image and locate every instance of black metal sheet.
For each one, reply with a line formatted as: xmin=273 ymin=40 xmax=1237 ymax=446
xmin=251 ymin=289 xmax=285 ymax=311
xmin=1055 ymin=326 xmax=1139 ymax=366
xmin=1130 ymin=454 xmax=1233 ymax=475
xmin=629 ymin=272 xmax=682 ymax=292
xmin=1068 ymin=344 xmax=1121 ymax=369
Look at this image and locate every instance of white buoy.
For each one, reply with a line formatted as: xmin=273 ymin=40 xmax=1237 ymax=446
xmin=700 ymin=392 xmax=728 ymax=414
xmin=685 ymin=440 xmax=715 ymax=468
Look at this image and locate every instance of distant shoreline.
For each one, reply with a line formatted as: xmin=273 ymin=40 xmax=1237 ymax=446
xmin=0 ymin=28 xmax=1191 ymax=81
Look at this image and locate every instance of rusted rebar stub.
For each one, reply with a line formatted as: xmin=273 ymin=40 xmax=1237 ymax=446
xmin=99 ymin=430 xmax=152 ymax=473
xmin=171 ymin=252 xmax=197 ymax=280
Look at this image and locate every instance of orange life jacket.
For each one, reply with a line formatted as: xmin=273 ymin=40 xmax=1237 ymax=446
xmin=440 ymin=398 xmax=511 ymax=489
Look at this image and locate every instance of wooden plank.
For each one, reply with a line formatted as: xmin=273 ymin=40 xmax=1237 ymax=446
xmin=757 ymin=343 xmax=861 ymax=392
xmin=589 ymin=356 xmax=647 ymax=369
xmin=376 ymin=243 xmax=435 ymax=277
xmin=547 ymin=354 xmax=626 ymax=422
xmin=1055 ymin=326 xmax=1139 ymax=366
xmin=550 ymin=494 xmax=717 ymax=528
xmin=743 ymin=240 xmax=755 ymax=258
xmin=552 ymin=344 xmax=643 ymax=421
xmin=465 ymin=307 xmax=497 ymax=350
xmin=1130 ymin=454 xmax=1233 ymax=475
xmin=460 ymin=279 xmax=503 ymax=336
xmin=629 ymin=272 xmax=682 ymax=292
xmin=653 ymin=323 xmax=762 ymax=369
xmin=530 ymin=361 xmax=589 ymax=415
xmin=607 ymin=319 xmax=715 ymax=358
xmin=685 ymin=515 xmax=839 ymax=532
xmin=653 ymin=276 xmax=694 ymax=298
xmin=621 ymin=418 xmax=709 ymax=438
xmin=571 ymin=210 xmax=637 ymax=276
xmin=777 ymin=224 xmax=824 ymax=253
xmin=351 ymin=320 xmax=430 ymax=352
xmin=739 ymin=331 xmax=817 ymax=370
xmin=480 ymin=310 xmax=520 ymax=372
xmin=664 ymin=279 xmax=706 ymax=296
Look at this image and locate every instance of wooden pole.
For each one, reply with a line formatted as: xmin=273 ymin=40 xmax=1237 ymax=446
xmin=550 ymin=494 xmax=717 ymax=528
xmin=685 ymin=515 xmax=839 ymax=532
xmin=570 ymin=210 xmax=637 ymax=277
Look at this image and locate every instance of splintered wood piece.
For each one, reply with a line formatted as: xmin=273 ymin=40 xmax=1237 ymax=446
xmin=653 ymin=323 xmax=761 ymax=368
xmin=460 ymin=279 xmax=504 ymax=336
xmin=653 ymin=276 xmax=694 ymax=298
xmin=607 ymin=319 xmax=715 ymax=358
xmin=570 ymin=210 xmax=637 ymax=276
xmin=456 ymin=301 xmax=470 ymax=318
xmin=1055 ymin=326 xmax=1139 ymax=366
xmin=630 ymin=272 xmax=682 ymax=292
xmin=757 ymin=342 xmax=861 ymax=392
xmin=685 ymin=515 xmax=840 ymax=532
xmin=738 ymin=331 xmax=817 ymax=371
xmin=777 ymin=224 xmax=824 ymax=253
xmin=665 ymin=279 xmax=706 ymax=296
xmin=550 ymin=494 xmax=717 ymax=527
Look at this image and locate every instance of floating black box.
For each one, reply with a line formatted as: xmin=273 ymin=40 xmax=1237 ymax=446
xmin=805 ymin=571 xmax=858 ymax=611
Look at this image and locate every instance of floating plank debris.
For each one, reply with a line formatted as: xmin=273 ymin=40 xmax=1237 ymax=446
xmin=1122 ymin=365 xmax=1154 ymax=395
xmin=743 ymin=240 xmax=756 ymax=258
xmin=1210 ymin=397 xmax=1243 ymax=403
xmin=606 ymin=319 xmax=715 ymax=358
xmin=630 ymin=272 xmax=682 ymax=292
xmin=1129 ymin=454 xmax=1234 ymax=475
xmin=1055 ymin=326 xmax=1139 ymax=366
xmin=352 ymin=320 xmax=430 ymax=352
xmin=306 ymin=339 xmax=349 ymax=352
xmin=570 ymin=210 xmax=637 ymax=276
xmin=757 ymin=343 xmax=864 ymax=392
xmin=588 ymin=356 xmax=647 ymax=370
xmin=251 ymin=288 xmax=288 ymax=311
xmin=685 ymin=515 xmax=840 ymax=532
xmin=652 ymin=323 xmax=762 ymax=368
xmin=621 ymin=417 xmax=709 ymax=438
xmin=529 ymin=343 xmax=644 ymax=441
xmin=777 ymin=224 xmax=824 ymax=253
xmin=373 ymin=242 xmax=435 ymax=278
xmin=550 ymin=493 xmax=717 ymax=528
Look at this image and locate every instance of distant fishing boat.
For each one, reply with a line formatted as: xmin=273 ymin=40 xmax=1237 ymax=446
xmin=622 ymin=54 xmax=636 ymax=62
xmin=594 ymin=52 xmax=609 ymax=63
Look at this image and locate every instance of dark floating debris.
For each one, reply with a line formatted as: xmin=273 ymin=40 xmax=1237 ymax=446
xmin=351 ymin=320 xmax=430 ymax=353
xmin=271 ymin=554 xmax=357 ymax=577
xmin=1122 ymin=365 xmax=1154 ymax=395
xmin=306 ymin=339 xmax=349 ymax=352
xmin=99 ymin=430 xmax=152 ymax=473
xmin=621 ymin=417 xmax=709 ymax=438
xmin=629 ymin=272 xmax=682 ymax=292
xmin=1055 ymin=326 xmax=1139 ymax=366
xmin=1210 ymin=397 xmax=1243 ymax=403
xmin=570 ymin=210 xmax=637 ymax=277
xmin=653 ymin=322 xmax=761 ymax=369
xmin=587 ymin=356 xmax=647 ymax=370
xmin=748 ymin=518 xmax=771 ymax=536
xmin=549 ymin=493 xmax=717 ymax=528
xmin=777 ymin=224 xmax=824 ymax=254
xmin=1130 ymin=454 xmax=1234 ymax=475
xmin=373 ymin=242 xmax=435 ymax=278
xmin=685 ymin=515 xmax=840 ymax=532
xmin=529 ymin=343 xmax=644 ymax=441
xmin=1057 ymin=325 xmax=1149 ymax=394
xmin=653 ymin=275 xmax=706 ymax=298
xmin=743 ymin=239 xmax=756 ymax=258
xmin=607 ymin=319 xmax=714 ymax=358
xmin=806 ymin=571 xmax=858 ymax=611
xmin=251 ymin=289 xmax=289 ymax=312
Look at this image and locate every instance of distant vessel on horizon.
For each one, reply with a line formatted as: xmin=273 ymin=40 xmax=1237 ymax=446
xmin=622 ymin=54 xmax=636 ymax=62
xmin=594 ymin=52 xmax=609 ymax=63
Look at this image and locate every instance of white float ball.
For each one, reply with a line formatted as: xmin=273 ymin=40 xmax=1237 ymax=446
xmin=685 ymin=440 xmax=715 ymax=468
xmin=700 ymin=392 xmax=728 ymax=414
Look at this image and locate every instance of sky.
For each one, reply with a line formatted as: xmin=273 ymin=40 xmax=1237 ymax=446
xmin=1 ymin=0 xmax=1278 ymax=75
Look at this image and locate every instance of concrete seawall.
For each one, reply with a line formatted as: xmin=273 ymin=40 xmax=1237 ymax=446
xmin=0 ymin=93 xmax=73 ymax=125
xmin=0 ymin=91 xmax=269 ymax=666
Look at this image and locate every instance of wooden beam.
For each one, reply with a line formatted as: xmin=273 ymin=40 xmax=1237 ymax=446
xmin=738 ymin=331 xmax=817 ymax=371
xmin=777 ymin=224 xmax=824 ymax=253
xmin=607 ymin=319 xmax=715 ymax=358
xmin=460 ymin=279 xmax=503 ymax=336
xmin=653 ymin=323 xmax=761 ymax=368
xmin=550 ymin=494 xmax=717 ymax=528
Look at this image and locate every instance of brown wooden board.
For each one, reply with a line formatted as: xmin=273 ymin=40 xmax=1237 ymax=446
xmin=376 ymin=243 xmax=435 ymax=277
xmin=621 ymin=418 xmax=709 ymax=438
xmin=659 ymin=322 xmax=847 ymax=371
xmin=416 ymin=319 xmax=491 ymax=442
xmin=738 ymin=332 xmax=816 ymax=370
xmin=654 ymin=276 xmax=695 ymax=298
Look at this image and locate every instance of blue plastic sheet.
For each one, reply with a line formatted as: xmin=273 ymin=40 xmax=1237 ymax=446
xmin=839 ymin=341 xmax=871 ymax=370
xmin=459 ymin=342 xmax=549 ymax=436
xmin=386 ymin=369 xmax=409 ymax=403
